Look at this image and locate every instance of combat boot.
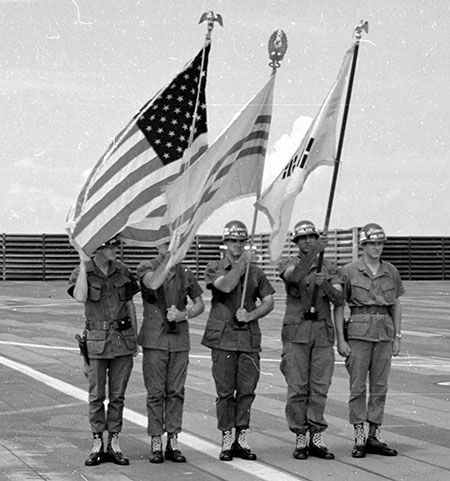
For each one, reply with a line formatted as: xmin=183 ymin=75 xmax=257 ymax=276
xmin=351 ymin=423 xmax=366 ymax=458
xmin=106 ymin=432 xmax=129 ymax=465
xmin=293 ymin=432 xmax=308 ymax=460
xmin=85 ymin=433 xmax=104 ymax=466
xmin=309 ymin=431 xmax=334 ymax=459
xmin=165 ymin=433 xmax=186 ymax=462
xmin=149 ymin=435 xmax=164 ymax=463
xmin=232 ymin=428 xmax=257 ymax=460
xmin=219 ymin=430 xmax=234 ymax=461
xmin=366 ymin=424 xmax=398 ymax=456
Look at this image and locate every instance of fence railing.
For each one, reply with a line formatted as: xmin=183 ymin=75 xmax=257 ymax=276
xmin=1 ymin=231 xmax=449 ymax=281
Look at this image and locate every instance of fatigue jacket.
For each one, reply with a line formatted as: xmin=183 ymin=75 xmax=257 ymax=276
xmin=137 ymin=257 xmax=202 ymax=352
xmin=68 ymin=260 xmax=139 ymax=358
xmin=341 ymin=258 xmax=405 ymax=342
xmin=278 ymin=256 xmax=341 ymax=344
xmin=201 ymin=258 xmax=275 ymax=352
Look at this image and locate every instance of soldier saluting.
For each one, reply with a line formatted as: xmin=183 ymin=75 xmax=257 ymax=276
xmin=68 ymin=237 xmax=139 ymax=467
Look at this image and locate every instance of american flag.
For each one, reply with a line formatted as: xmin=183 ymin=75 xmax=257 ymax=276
xmin=66 ymin=45 xmax=210 ymax=255
xmin=147 ymin=74 xmax=275 ymax=286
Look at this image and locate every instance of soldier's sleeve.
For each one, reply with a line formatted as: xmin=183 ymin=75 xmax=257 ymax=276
xmin=393 ymin=266 xmax=405 ymax=298
xmin=327 ymin=261 xmax=342 ymax=285
xmin=258 ymin=268 xmax=276 ymax=299
xmin=277 ymin=257 xmax=291 ymax=279
xmin=204 ymin=261 xmax=221 ymax=290
xmin=185 ymin=267 xmax=203 ymax=300
xmin=123 ymin=265 xmax=140 ymax=300
xmin=136 ymin=260 xmax=155 ymax=280
xmin=67 ymin=266 xmax=80 ymax=298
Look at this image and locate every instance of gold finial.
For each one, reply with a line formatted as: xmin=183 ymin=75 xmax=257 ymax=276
xmin=268 ymin=30 xmax=288 ymax=71
xmin=354 ymin=20 xmax=369 ymax=40
xmin=199 ymin=11 xmax=223 ymax=42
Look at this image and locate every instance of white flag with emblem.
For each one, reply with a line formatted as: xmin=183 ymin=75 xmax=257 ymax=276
xmin=255 ymin=45 xmax=354 ymax=261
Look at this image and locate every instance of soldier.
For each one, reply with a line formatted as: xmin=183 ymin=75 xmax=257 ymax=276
xmin=68 ymin=237 xmax=139 ymax=467
xmin=137 ymin=241 xmax=204 ymax=464
xmin=334 ymin=223 xmax=404 ymax=458
xmin=278 ymin=220 xmax=343 ymax=460
xmin=202 ymin=220 xmax=275 ymax=461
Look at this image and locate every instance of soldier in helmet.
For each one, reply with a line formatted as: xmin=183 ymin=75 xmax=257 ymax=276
xmin=202 ymin=220 xmax=275 ymax=462
xmin=68 ymin=237 xmax=140 ymax=467
xmin=334 ymin=223 xmax=404 ymax=458
xmin=278 ymin=220 xmax=343 ymax=460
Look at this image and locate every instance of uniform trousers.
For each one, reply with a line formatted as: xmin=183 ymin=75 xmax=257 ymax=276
xmin=211 ymin=349 xmax=260 ymax=432
xmin=345 ymin=339 xmax=392 ymax=425
xmin=86 ymin=355 xmax=134 ymax=434
xmin=142 ymin=348 xmax=189 ymax=436
xmin=280 ymin=336 xmax=335 ymax=435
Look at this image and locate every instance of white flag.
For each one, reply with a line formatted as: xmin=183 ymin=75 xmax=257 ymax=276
xmin=255 ymin=45 xmax=355 ymax=261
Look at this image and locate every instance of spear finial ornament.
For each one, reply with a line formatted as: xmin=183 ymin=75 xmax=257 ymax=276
xmin=354 ymin=20 xmax=369 ymax=41
xmin=268 ymin=29 xmax=288 ymax=71
xmin=199 ymin=11 xmax=223 ymax=42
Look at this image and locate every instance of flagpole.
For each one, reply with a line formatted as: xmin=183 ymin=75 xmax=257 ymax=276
xmin=305 ymin=20 xmax=368 ymax=319
xmin=148 ymin=12 xmax=222 ymax=295
xmin=174 ymin=11 xmax=223 ymax=231
xmin=240 ymin=30 xmax=287 ymax=308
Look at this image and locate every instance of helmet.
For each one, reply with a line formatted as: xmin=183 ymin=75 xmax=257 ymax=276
xmin=359 ymin=223 xmax=386 ymax=244
xmin=97 ymin=236 xmax=121 ymax=249
xmin=222 ymin=220 xmax=249 ymax=241
xmin=292 ymin=220 xmax=319 ymax=243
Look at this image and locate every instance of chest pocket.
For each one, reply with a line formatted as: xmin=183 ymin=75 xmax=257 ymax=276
xmin=381 ymin=279 xmax=396 ymax=304
xmin=113 ymin=275 xmax=131 ymax=302
xmin=350 ymin=277 xmax=372 ymax=304
xmin=88 ymin=280 xmax=103 ymax=302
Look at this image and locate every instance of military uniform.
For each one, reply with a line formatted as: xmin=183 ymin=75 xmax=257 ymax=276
xmin=202 ymin=258 xmax=275 ymax=432
xmin=279 ymin=255 xmax=341 ymax=437
xmin=341 ymin=258 xmax=404 ymax=425
xmin=137 ymin=257 xmax=202 ymax=438
xmin=68 ymin=259 xmax=139 ymax=435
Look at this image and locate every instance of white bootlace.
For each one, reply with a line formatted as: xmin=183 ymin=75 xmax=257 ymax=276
xmin=354 ymin=424 xmax=366 ymax=446
xmin=151 ymin=435 xmax=162 ymax=452
xmin=109 ymin=433 xmax=122 ymax=454
xmin=168 ymin=433 xmax=179 ymax=451
xmin=296 ymin=433 xmax=307 ymax=449
xmin=371 ymin=425 xmax=385 ymax=443
xmin=237 ymin=429 xmax=251 ymax=450
xmin=91 ymin=434 xmax=103 ymax=454
xmin=222 ymin=430 xmax=233 ymax=451
xmin=311 ymin=432 xmax=327 ymax=449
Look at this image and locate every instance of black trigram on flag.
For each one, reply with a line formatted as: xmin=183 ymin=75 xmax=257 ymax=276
xmin=281 ymin=137 xmax=315 ymax=180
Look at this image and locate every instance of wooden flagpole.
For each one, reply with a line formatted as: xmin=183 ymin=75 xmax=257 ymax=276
xmin=305 ymin=20 xmax=368 ymax=319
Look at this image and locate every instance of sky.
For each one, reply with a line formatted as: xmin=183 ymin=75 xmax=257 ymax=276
xmin=1 ymin=0 xmax=449 ymax=237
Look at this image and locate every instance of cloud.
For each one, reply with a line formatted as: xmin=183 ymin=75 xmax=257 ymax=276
xmin=262 ymin=115 xmax=312 ymax=189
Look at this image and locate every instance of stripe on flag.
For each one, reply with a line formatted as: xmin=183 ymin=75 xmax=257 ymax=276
xmin=160 ymin=75 xmax=275 ymax=273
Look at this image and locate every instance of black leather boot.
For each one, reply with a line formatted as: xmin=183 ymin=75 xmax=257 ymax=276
xmin=85 ymin=433 xmax=104 ymax=466
xmin=106 ymin=432 xmax=130 ymax=465
xmin=165 ymin=433 xmax=186 ymax=462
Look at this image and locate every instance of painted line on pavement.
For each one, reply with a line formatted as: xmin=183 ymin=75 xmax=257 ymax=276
xmin=0 ymin=340 xmax=78 ymax=351
xmin=0 ymin=353 xmax=304 ymax=481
